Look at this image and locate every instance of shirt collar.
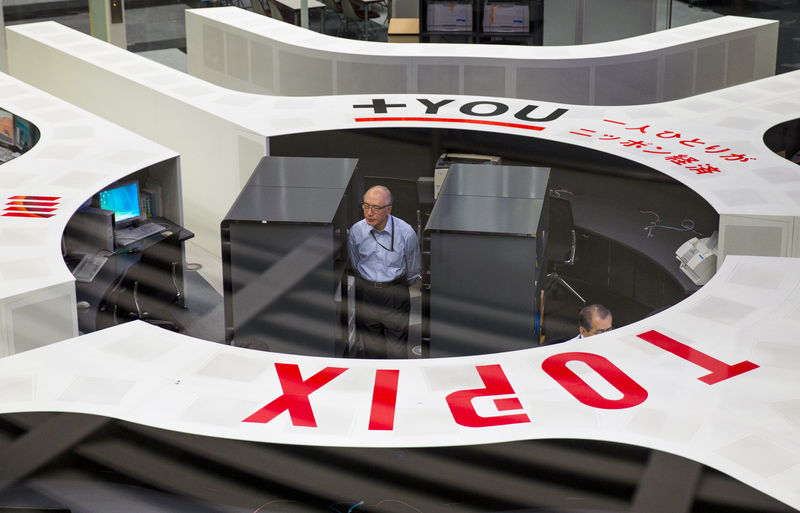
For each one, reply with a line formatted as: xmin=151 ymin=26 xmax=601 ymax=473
xmin=371 ymin=215 xmax=393 ymax=235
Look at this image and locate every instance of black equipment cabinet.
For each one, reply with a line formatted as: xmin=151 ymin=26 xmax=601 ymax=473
xmin=222 ymin=156 xmax=357 ymax=356
xmin=424 ymin=164 xmax=550 ymax=357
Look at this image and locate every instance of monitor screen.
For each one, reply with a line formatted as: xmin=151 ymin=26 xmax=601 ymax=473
xmin=14 ymin=115 xmax=37 ymax=151
xmin=98 ymin=181 xmax=142 ymax=227
xmin=0 ymin=109 xmax=14 ymax=147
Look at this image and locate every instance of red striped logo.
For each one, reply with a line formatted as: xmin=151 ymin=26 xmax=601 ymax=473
xmin=3 ymin=195 xmax=61 ymax=218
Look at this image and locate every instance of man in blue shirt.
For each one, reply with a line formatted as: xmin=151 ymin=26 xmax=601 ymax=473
xmin=348 ymin=185 xmax=421 ymax=358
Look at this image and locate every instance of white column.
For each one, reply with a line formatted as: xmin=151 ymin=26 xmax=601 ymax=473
xmin=0 ymin=0 xmax=7 ymax=72
xmin=89 ymin=0 xmax=128 ymax=48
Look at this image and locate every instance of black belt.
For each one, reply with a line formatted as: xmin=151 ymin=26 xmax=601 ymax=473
xmin=357 ymin=275 xmax=406 ymax=288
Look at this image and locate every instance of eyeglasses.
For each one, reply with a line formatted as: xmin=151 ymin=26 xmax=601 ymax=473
xmin=361 ymin=203 xmax=391 ymax=212
xmin=589 ymin=326 xmax=613 ymax=335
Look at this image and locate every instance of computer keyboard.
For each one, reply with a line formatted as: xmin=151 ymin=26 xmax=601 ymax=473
xmin=115 ymin=222 xmax=168 ymax=245
xmin=72 ymin=253 xmax=109 ymax=283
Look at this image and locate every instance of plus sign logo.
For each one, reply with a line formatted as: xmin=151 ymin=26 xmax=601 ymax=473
xmin=353 ymin=99 xmax=408 ymax=114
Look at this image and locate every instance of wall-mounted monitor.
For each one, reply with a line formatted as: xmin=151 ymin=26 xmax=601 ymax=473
xmin=0 ymin=109 xmax=14 ymax=147
xmin=96 ymin=180 xmax=144 ymax=229
xmin=14 ymin=115 xmax=38 ymax=152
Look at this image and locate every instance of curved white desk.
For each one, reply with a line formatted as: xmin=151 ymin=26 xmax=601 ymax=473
xmin=4 ymin=19 xmax=800 ymax=510
xmin=0 ymin=72 xmax=179 ymax=357
xmin=187 ymin=7 xmax=777 ymax=105
xmin=1 ymin=255 xmax=800 ymax=509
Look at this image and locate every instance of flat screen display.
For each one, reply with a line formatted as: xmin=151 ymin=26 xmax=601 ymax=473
xmin=14 ymin=115 xmax=36 ymax=151
xmin=0 ymin=109 xmax=14 ymax=146
xmin=98 ymin=181 xmax=141 ymax=226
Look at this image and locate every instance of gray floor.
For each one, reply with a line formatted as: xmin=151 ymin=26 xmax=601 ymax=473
xmin=136 ymin=48 xmax=188 ymax=73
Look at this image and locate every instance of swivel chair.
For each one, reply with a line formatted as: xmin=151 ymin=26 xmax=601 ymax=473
xmin=105 ymin=232 xmax=184 ymax=331
xmin=252 ymin=0 xmax=271 ymax=16
xmin=540 ymin=196 xmax=586 ymax=305
xmin=340 ymin=0 xmax=380 ymax=39
xmin=536 ymin=196 xmax=585 ymax=342
xmin=267 ymin=0 xmax=291 ymax=22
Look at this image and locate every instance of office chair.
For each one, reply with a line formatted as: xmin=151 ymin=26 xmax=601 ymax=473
xmin=105 ymin=232 xmax=184 ymax=331
xmin=380 ymin=0 xmax=391 ymax=26
xmin=540 ymin=196 xmax=586 ymax=305
xmin=535 ymin=196 xmax=585 ymax=343
xmin=319 ymin=0 xmax=346 ymax=35
xmin=266 ymin=0 xmax=291 ymax=23
xmin=340 ymin=0 xmax=380 ymax=39
xmin=251 ymin=0 xmax=271 ymax=16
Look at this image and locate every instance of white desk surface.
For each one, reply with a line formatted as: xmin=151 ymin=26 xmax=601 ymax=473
xmin=5 ymin=20 xmax=800 ymax=510
xmin=273 ymin=0 xmax=324 ymax=10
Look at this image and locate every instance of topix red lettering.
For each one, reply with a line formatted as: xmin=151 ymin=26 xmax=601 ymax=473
xmin=243 ymin=363 xmax=347 ymax=427
xmin=446 ymin=364 xmax=530 ymax=427
xmin=636 ymin=330 xmax=759 ymax=385
xmin=542 ymin=352 xmax=648 ymax=409
xmin=368 ymin=369 xmax=400 ymax=431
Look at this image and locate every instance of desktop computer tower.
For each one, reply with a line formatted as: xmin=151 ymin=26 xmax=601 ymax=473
xmin=63 ymin=206 xmax=114 ymax=256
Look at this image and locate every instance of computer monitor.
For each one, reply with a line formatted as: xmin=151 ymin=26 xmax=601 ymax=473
xmin=13 ymin=115 xmax=37 ymax=151
xmin=97 ymin=180 xmax=144 ymax=229
xmin=0 ymin=108 xmax=14 ymax=147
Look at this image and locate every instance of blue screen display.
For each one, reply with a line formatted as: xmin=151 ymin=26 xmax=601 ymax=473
xmin=98 ymin=181 xmax=141 ymax=224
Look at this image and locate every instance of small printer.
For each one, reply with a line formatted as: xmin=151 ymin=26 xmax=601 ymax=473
xmin=676 ymin=231 xmax=718 ymax=286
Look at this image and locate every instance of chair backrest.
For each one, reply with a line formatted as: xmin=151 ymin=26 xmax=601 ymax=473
xmin=252 ymin=0 xmax=270 ymax=16
xmin=136 ymin=232 xmax=182 ymax=303
xmin=542 ymin=196 xmax=576 ymax=266
xmin=320 ymin=0 xmax=342 ymax=13
xmin=109 ymin=232 xmax=182 ymax=323
xmin=95 ymin=232 xmax=182 ymax=328
xmin=340 ymin=0 xmax=361 ymax=22
xmin=266 ymin=0 xmax=289 ymax=22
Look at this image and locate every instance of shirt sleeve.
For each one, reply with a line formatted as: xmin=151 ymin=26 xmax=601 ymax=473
xmin=404 ymin=228 xmax=421 ymax=284
xmin=347 ymin=226 xmax=360 ymax=275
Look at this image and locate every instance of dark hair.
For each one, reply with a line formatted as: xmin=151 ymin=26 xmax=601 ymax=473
xmin=579 ymin=304 xmax=612 ymax=330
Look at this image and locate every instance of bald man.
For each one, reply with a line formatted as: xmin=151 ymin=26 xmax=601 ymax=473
xmin=569 ymin=304 xmax=613 ymax=341
xmin=348 ymin=186 xmax=421 ymax=358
